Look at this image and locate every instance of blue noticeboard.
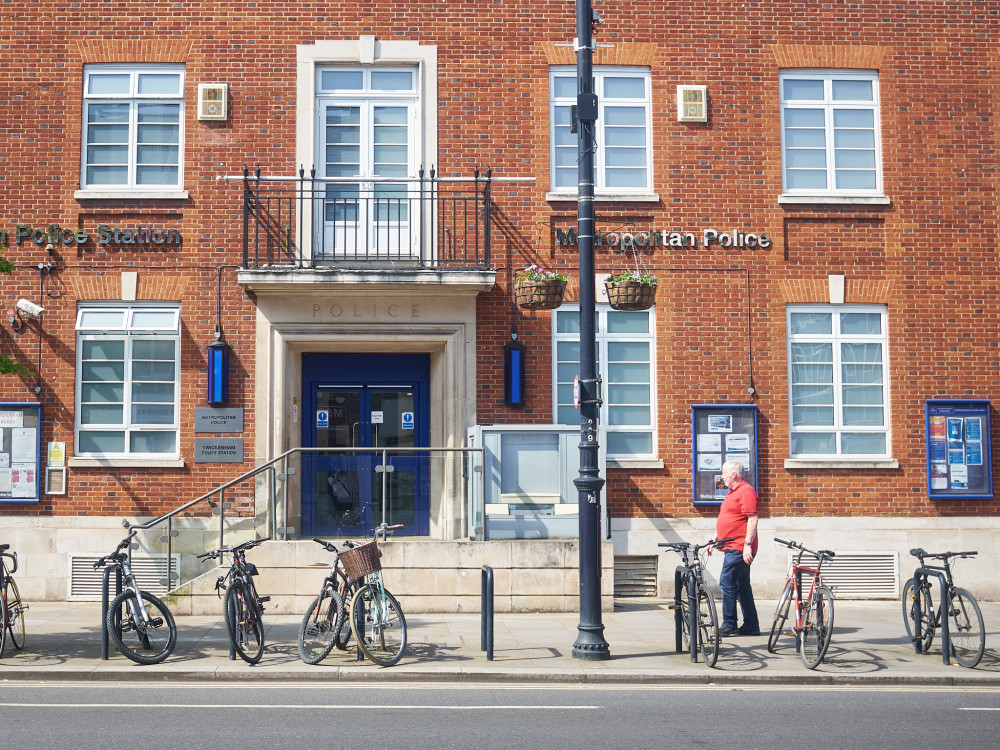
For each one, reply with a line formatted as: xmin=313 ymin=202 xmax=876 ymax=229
xmin=691 ymin=404 xmax=758 ymax=506
xmin=0 ymin=402 xmax=42 ymax=504
xmin=926 ymin=399 xmax=992 ymax=499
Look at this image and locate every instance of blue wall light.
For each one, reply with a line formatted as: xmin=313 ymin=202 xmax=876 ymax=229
xmin=504 ymin=339 xmax=526 ymax=407
xmin=207 ymin=336 xmax=230 ymax=406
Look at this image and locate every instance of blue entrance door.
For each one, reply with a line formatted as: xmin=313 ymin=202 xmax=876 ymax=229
xmin=302 ymin=353 xmax=429 ymax=537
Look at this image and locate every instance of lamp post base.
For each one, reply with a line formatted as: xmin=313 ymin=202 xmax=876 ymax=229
xmin=573 ymin=625 xmax=611 ymax=661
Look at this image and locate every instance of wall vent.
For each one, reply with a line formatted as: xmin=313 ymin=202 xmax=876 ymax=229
xmin=614 ymin=555 xmax=658 ymax=597
xmin=69 ymin=555 xmax=181 ymax=601
xmin=792 ymin=551 xmax=899 ymax=600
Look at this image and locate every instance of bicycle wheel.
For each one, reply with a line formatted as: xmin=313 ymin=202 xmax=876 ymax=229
xmin=697 ymin=585 xmax=720 ymax=668
xmin=350 ymin=582 xmax=407 ymax=666
xmin=334 ymin=580 xmax=356 ymax=650
xmin=902 ymin=578 xmax=935 ymax=652
xmin=0 ymin=588 xmax=7 ymax=657
xmin=297 ymin=585 xmax=343 ymax=665
xmin=948 ymin=587 xmax=985 ymax=668
xmin=5 ymin=578 xmax=26 ymax=650
xmin=767 ymin=579 xmax=794 ymax=653
xmin=225 ymin=581 xmax=265 ymax=665
xmin=107 ymin=589 xmax=177 ymax=665
xmin=800 ymin=586 xmax=834 ymax=669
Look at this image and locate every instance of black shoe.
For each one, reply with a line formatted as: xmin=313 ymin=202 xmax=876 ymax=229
xmin=717 ymin=626 xmax=739 ymax=637
xmin=738 ymin=628 xmax=761 ymax=636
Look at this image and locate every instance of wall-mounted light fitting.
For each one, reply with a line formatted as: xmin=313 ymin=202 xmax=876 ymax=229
xmin=207 ymin=329 xmax=231 ymax=406
xmin=677 ymin=85 xmax=708 ymax=123
xmin=504 ymin=338 xmax=526 ymax=407
xmin=198 ymin=83 xmax=229 ymax=121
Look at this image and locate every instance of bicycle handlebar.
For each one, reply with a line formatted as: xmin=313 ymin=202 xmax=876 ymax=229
xmin=197 ymin=537 xmax=270 ymax=562
xmin=773 ymin=537 xmax=835 ymax=561
xmin=909 ymin=548 xmax=978 ymax=561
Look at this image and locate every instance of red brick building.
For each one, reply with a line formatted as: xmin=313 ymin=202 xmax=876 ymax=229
xmin=1 ymin=1 xmax=997 ymax=606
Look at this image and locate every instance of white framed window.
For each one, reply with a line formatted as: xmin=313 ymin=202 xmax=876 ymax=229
xmin=787 ymin=305 xmax=890 ymax=458
xmin=780 ymin=70 xmax=881 ymax=196
xmin=315 ymin=66 xmax=418 ymax=256
xmin=550 ymin=67 xmax=651 ymax=194
xmin=75 ymin=304 xmax=181 ymax=458
xmin=553 ymin=305 xmax=655 ymax=458
xmin=81 ymin=65 xmax=184 ymax=190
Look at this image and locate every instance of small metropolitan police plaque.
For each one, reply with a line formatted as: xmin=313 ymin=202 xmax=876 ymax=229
xmin=195 ymin=407 xmax=244 ymax=433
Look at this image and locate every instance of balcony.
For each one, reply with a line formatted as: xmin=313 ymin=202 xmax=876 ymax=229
xmin=237 ymin=167 xmax=495 ymax=279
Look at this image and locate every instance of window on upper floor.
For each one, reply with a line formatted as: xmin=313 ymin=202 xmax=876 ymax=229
xmin=81 ymin=65 xmax=185 ymax=192
xmin=787 ymin=305 xmax=890 ymax=459
xmin=75 ymin=304 xmax=181 ymax=459
xmin=550 ymin=67 xmax=652 ymax=196
xmin=553 ymin=305 xmax=656 ymax=459
xmin=780 ymin=70 xmax=881 ymax=197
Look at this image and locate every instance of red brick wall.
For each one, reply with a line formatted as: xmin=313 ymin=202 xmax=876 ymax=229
xmin=0 ymin=2 xmax=997 ymax=522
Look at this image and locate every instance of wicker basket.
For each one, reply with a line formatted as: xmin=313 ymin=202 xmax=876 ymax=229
xmin=605 ymin=280 xmax=656 ymax=311
xmin=514 ymin=279 xmax=567 ymax=310
xmin=339 ymin=541 xmax=382 ymax=580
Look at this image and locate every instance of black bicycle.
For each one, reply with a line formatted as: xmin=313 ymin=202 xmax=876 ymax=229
xmin=658 ymin=537 xmax=733 ymax=667
xmin=296 ymin=538 xmax=359 ymax=664
xmin=903 ymin=548 xmax=985 ymax=668
xmin=0 ymin=544 xmax=28 ymax=657
xmin=94 ymin=530 xmax=177 ymax=665
xmin=198 ymin=537 xmax=271 ymax=664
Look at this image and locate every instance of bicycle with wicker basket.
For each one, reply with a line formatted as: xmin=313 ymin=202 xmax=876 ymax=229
xmin=343 ymin=522 xmax=407 ymax=666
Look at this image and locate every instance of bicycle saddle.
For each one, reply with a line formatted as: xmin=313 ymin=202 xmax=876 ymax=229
xmin=0 ymin=544 xmax=9 ymax=552
xmin=910 ymin=548 xmax=928 ymax=557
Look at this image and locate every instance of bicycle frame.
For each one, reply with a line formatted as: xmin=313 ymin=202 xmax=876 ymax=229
xmin=908 ymin=549 xmax=967 ymax=666
xmin=787 ymin=552 xmax=825 ymax=633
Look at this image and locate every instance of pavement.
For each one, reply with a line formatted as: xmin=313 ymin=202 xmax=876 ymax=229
xmin=1 ymin=598 xmax=999 ymax=685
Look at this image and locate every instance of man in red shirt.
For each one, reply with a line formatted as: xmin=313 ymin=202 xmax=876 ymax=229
xmin=715 ymin=460 xmax=760 ymax=637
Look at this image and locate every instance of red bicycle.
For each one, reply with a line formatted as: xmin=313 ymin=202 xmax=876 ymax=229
xmin=767 ymin=538 xmax=835 ymax=669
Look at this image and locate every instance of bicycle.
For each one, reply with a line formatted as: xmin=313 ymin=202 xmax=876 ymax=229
xmin=0 ymin=544 xmax=28 ymax=657
xmin=296 ymin=537 xmax=362 ymax=664
xmin=198 ymin=537 xmax=271 ymax=665
xmin=767 ymin=538 xmax=835 ymax=669
xmin=658 ymin=537 xmax=733 ymax=668
xmin=94 ymin=530 xmax=177 ymax=665
xmin=345 ymin=522 xmax=407 ymax=666
xmin=902 ymin=548 xmax=984 ymax=668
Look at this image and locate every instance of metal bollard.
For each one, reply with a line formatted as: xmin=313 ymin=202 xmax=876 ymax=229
xmin=481 ymin=565 xmax=494 ymax=661
xmin=913 ymin=568 xmax=952 ymax=665
xmin=100 ymin=566 xmax=123 ymax=660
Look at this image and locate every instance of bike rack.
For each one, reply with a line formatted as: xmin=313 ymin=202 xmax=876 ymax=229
xmin=481 ymin=565 xmax=494 ymax=661
xmin=673 ymin=565 xmax=699 ymax=663
xmin=99 ymin=566 xmax=123 ymax=661
xmin=912 ymin=567 xmax=952 ymax=666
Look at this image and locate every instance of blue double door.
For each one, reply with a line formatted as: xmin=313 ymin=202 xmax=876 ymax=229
xmin=302 ymin=353 xmax=430 ymax=537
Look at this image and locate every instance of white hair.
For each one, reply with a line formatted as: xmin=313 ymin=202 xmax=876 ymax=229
xmin=722 ymin=460 xmax=745 ymax=479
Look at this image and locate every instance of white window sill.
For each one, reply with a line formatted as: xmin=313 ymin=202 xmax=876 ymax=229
xmin=778 ymin=194 xmax=891 ymax=206
xmin=75 ymin=190 xmax=190 ymax=201
xmin=68 ymin=457 xmax=186 ymax=469
xmin=607 ymin=458 xmax=664 ymax=470
xmin=546 ymin=192 xmax=661 ymax=204
xmin=784 ymin=458 xmax=899 ymax=470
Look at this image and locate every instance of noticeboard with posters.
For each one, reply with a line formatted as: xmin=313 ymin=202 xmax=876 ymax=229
xmin=926 ymin=399 xmax=993 ymax=499
xmin=691 ymin=404 xmax=758 ymax=506
xmin=0 ymin=402 xmax=41 ymax=503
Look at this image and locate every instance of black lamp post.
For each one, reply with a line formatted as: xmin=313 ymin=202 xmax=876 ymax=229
xmin=572 ymin=0 xmax=610 ymax=660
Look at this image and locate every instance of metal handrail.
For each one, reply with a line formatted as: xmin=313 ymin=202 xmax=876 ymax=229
xmin=124 ymin=445 xmax=485 ymax=594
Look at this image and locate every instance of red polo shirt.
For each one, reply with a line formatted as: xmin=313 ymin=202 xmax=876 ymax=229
xmin=716 ymin=479 xmax=759 ymax=554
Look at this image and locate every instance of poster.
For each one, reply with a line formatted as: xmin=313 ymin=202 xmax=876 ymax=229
xmin=692 ymin=405 xmax=757 ymax=505
xmin=926 ymin=400 xmax=992 ymax=498
xmin=0 ymin=403 xmax=40 ymax=503
xmin=11 ymin=428 xmax=35 ymax=462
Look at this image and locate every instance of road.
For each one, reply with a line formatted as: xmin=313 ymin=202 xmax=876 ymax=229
xmin=1 ymin=682 xmax=997 ymax=749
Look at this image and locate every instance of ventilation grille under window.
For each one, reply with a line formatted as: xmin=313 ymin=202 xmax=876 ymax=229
xmin=793 ymin=551 xmax=899 ymax=600
xmin=69 ymin=555 xmax=181 ymax=601
xmin=614 ymin=555 xmax=658 ymax=597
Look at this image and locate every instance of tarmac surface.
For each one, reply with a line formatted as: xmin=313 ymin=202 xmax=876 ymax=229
xmin=1 ymin=598 xmax=999 ymax=685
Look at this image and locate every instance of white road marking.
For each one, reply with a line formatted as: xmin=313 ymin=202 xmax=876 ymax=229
xmin=0 ymin=702 xmax=600 ymax=710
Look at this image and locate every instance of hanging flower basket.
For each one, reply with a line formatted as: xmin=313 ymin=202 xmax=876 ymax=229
xmin=514 ymin=265 xmax=569 ymax=310
xmin=604 ymin=271 xmax=657 ymax=311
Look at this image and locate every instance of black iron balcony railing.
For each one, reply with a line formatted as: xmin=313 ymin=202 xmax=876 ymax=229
xmin=240 ymin=166 xmax=492 ymax=270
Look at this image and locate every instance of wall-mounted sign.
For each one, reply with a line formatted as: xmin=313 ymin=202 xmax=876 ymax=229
xmin=926 ymin=399 xmax=992 ymax=499
xmin=194 ymin=438 xmax=244 ymax=463
xmin=195 ymin=407 xmax=244 ymax=433
xmin=691 ymin=404 xmax=758 ymax=506
xmin=555 ymin=227 xmax=772 ymax=251
xmin=0 ymin=223 xmax=182 ymax=251
xmin=0 ymin=402 xmax=41 ymax=503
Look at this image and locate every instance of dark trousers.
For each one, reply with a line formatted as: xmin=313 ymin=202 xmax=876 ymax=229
xmin=719 ymin=549 xmax=759 ymax=632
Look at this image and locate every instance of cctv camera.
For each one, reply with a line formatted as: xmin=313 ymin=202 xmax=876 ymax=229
xmin=16 ymin=299 xmax=44 ymax=319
